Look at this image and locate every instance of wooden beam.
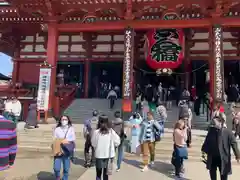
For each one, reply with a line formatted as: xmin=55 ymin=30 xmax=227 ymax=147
xmin=57 ymin=19 xmax=212 ymax=32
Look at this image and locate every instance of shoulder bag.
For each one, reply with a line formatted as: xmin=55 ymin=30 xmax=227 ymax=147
xmin=107 ymin=129 xmax=114 ymax=175
xmin=61 ymin=127 xmax=76 ymax=156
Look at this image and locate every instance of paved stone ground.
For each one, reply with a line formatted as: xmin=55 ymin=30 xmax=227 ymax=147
xmin=78 ymin=157 xmax=240 ymax=180
xmin=0 ymin=149 xmax=86 ymax=180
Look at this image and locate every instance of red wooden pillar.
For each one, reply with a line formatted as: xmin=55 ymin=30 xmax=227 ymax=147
xmin=46 ymin=22 xmax=58 ymax=111
xmin=84 ymin=61 xmax=89 ymax=98
xmin=12 ymin=61 xmax=19 ymax=84
xmin=12 ymin=47 xmax=21 ymax=84
xmin=210 ymin=25 xmax=224 ymax=103
xmin=185 ymin=41 xmax=191 ymax=89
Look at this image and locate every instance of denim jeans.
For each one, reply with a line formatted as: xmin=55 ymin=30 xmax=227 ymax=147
xmin=117 ymin=143 xmax=124 ymax=169
xmin=54 ymin=156 xmax=70 ymax=180
xmin=96 ymin=167 xmax=108 ymax=180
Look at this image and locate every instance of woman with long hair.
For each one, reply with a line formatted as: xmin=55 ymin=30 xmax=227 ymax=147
xmin=172 ymin=119 xmax=188 ymax=179
xmin=91 ymin=115 xmax=120 ymax=180
xmin=53 ymin=115 xmax=76 ymax=180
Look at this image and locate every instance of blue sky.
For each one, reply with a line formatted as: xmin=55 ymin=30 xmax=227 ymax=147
xmin=0 ymin=52 xmax=13 ymax=76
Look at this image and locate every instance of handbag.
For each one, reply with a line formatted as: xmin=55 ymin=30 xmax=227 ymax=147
xmin=174 ymin=145 xmax=188 ymax=159
xmin=61 ymin=128 xmax=75 ymax=156
xmin=153 ymin=123 xmax=162 ymax=142
xmin=107 ymin=130 xmax=114 ymax=175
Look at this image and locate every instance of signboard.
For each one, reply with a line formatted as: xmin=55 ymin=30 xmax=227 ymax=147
xmin=213 ymin=25 xmax=224 ymax=101
xmin=122 ymin=28 xmax=134 ymax=112
xmin=37 ymin=68 xmax=51 ymax=111
xmin=145 ymin=29 xmax=185 ymax=70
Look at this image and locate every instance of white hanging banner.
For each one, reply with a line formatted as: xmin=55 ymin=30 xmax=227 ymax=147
xmin=37 ymin=68 xmax=51 ymax=111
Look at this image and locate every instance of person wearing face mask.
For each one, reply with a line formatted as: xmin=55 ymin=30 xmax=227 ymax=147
xmin=53 ymin=115 xmax=76 ymax=180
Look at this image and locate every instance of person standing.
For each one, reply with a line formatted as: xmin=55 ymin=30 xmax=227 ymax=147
xmin=83 ymin=110 xmax=99 ymax=167
xmin=10 ymin=97 xmax=22 ymax=124
xmin=91 ymin=115 xmax=120 ymax=180
xmin=202 ymin=112 xmax=240 ymax=180
xmin=25 ymin=103 xmax=39 ymax=129
xmin=172 ymin=119 xmax=188 ymax=178
xmin=0 ymin=100 xmax=17 ymax=171
xmin=139 ymin=111 xmax=161 ymax=172
xmin=179 ymin=103 xmax=192 ymax=148
xmin=106 ymin=88 xmax=117 ymax=109
xmin=128 ymin=112 xmax=142 ymax=153
xmin=112 ymin=111 xmax=127 ymax=172
xmin=155 ymin=102 xmax=167 ymax=136
xmin=53 ymin=115 xmax=76 ymax=180
xmin=4 ymin=96 xmax=22 ymax=124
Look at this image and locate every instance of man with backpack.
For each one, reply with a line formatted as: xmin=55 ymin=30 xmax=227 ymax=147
xmin=178 ymin=100 xmax=192 ymax=147
xmin=83 ymin=110 xmax=99 ymax=167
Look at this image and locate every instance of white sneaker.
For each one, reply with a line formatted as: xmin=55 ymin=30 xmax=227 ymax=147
xmin=150 ymin=161 xmax=155 ymax=167
xmin=116 ymin=168 xmax=120 ymax=172
xmin=141 ymin=166 xmax=148 ymax=172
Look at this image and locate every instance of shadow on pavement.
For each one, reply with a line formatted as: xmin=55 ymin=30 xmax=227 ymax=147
xmin=71 ymin=157 xmax=85 ymax=167
xmin=37 ymin=171 xmax=55 ymax=180
xmin=123 ymin=158 xmax=191 ymax=180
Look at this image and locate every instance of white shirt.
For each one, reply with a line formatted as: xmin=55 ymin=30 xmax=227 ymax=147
xmin=91 ymin=129 xmax=120 ymax=159
xmin=4 ymin=100 xmax=12 ymax=112
xmin=54 ymin=126 xmax=76 ymax=142
xmin=5 ymin=100 xmax=22 ymax=116
xmin=107 ymin=90 xmax=117 ymax=99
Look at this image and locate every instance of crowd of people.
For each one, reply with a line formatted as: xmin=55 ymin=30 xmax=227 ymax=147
xmin=1 ymin=92 xmax=240 ymax=180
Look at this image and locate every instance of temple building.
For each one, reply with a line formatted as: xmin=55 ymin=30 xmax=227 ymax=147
xmin=0 ymin=0 xmax=239 ymax=119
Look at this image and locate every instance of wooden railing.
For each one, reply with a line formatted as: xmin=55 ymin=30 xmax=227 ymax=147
xmin=53 ymin=85 xmax=77 ymax=117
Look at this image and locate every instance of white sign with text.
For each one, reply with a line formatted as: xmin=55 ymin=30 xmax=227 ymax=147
xmin=37 ymin=68 xmax=51 ymax=110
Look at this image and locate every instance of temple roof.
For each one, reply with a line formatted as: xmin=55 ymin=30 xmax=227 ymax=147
xmin=0 ymin=0 xmax=238 ymax=25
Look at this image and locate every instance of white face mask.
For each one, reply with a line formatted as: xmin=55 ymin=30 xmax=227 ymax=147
xmin=61 ymin=120 xmax=68 ymax=127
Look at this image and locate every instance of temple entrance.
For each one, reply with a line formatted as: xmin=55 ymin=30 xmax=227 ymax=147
xmin=57 ymin=62 xmax=85 ymax=98
xmin=89 ymin=61 xmax=123 ymax=98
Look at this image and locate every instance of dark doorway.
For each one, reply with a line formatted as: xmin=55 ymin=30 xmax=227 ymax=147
xmin=224 ymin=60 xmax=240 ymax=88
xmin=89 ymin=61 xmax=123 ymax=98
xmin=191 ymin=60 xmax=209 ymax=94
xmin=57 ymin=62 xmax=84 ymax=98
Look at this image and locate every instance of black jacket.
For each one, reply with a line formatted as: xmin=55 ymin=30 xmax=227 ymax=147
xmin=202 ymin=127 xmax=240 ymax=175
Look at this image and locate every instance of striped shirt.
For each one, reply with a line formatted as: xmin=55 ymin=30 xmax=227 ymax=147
xmin=145 ymin=121 xmax=153 ymax=140
xmin=0 ymin=115 xmax=17 ymax=171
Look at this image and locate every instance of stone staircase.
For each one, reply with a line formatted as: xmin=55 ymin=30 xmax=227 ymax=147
xmin=164 ymin=107 xmax=210 ymax=130
xmin=17 ymin=125 xmax=239 ymax=164
xmin=64 ymin=99 xmax=122 ymax=124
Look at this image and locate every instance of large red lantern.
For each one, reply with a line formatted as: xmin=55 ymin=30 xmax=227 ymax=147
xmin=144 ymin=29 xmax=185 ymax=70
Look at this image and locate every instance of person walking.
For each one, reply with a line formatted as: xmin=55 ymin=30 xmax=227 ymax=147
xmin=106 ymin=88 xmax=117 ymax=109
xmin=202 ymin=112 xmax=240 ymax=180
xmin=128 ymin=112 xmax=142 ymax=153
xmin=83 ymin=110 xmax=99 ymax=167
xmin=0 ymin=100 xmax=17 ymax=171
xmin=53 ymin=115 xmax=76 ymax=180
xmin=91 ymin=115 xmax=120 ymax=180
xmin=3 ymin=96 xmax=22 ymax=124
xmin=171 ymin=119 xmax=188 ymax=179
xmin=139 ymin=111 xmax=161 ymax=172
xmin=112 ymin=111 xmax=127 ymax=172
xmin=155 ymin=102 xmax=167 ymax=135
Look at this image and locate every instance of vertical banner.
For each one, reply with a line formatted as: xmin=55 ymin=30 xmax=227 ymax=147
xmin=122 ymin=28 xmax=134 ymax=112
xmin=213 ymin=25 xmax=224 ymax=101
xmin=37 ymin=68 xmax=51 ymax=111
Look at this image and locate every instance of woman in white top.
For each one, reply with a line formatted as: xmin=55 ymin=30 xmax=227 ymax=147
xmin=91 ymin=115 xmax=120 ymax=180
xmin=53 ymin=115 xmax=76 ymax=180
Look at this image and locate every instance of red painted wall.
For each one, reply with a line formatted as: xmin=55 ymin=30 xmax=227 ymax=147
xmin=18 ymin=62 xmax=40 ymax=84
